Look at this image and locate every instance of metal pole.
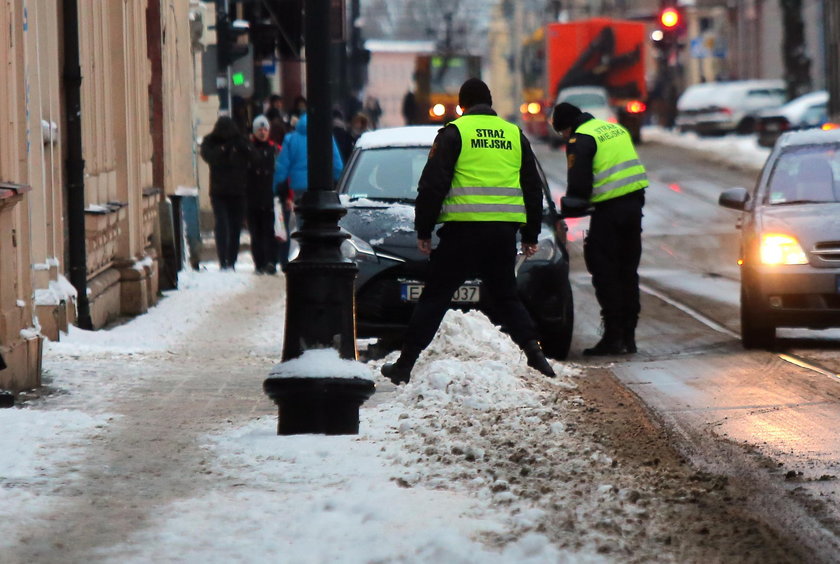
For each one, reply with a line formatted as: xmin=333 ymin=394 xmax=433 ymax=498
xmin=62 ymin=0 xmax=93 ymax=330
xmin=216 ymin=0 xmax=232 ymax=114
xmin=264 ymin=0 xmax=372 ymax=436
xmin=825 ymin=0 xmax=840 ymax=121
xmin=280 ymin=0 xmax=358 ymax=361
xmin=306 ymin=0 xmax=332 ymax=192
xmin=512 ymin=1 xmax=522 ymax=124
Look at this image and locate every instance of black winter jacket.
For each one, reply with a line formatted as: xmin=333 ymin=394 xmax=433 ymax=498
xmin=200 ymin=134 xmax=251 ymax=198
xmin=414 ymin=105 xmax=545 ymax=244
xmin=247 ymin=138 xmax=279 ymax=208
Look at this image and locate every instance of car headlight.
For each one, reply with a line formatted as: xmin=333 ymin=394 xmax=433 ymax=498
xmin=341 ymin=232 xmax=378 ymax=263
xmin=759 ymin=233 xmax=808 ymax=265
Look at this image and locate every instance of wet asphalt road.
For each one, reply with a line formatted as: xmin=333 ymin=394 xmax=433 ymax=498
xmin=533 ymin=138 xmax=840 ymax=559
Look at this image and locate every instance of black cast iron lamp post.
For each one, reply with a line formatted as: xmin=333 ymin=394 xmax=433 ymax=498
xmin=263 ymin=0 xmax=374 ymax=434
xmin=265 ymin=349 xmax=374 ymax=435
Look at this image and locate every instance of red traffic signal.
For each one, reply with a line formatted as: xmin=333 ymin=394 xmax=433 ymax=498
xmin=659 ymin=7 xmax=681 ymax=29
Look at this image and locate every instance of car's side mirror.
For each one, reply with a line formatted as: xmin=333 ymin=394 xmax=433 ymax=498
xmin=719 ymin=186 xmax=751 ymax=211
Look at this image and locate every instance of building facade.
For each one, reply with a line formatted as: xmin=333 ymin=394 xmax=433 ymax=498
xmin=0 ymin=0 xmax=201 ymax=392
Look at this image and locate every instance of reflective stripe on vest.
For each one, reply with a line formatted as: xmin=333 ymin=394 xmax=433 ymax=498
xmin=576 ymin=119 xmax=648 ymax=203
xmin=438 ymin=115 xmax=526 ymax=223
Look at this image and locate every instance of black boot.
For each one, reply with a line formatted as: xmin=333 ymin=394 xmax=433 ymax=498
xmin=381 ymin=346 xmax=422 ymax=385
xmin=583 ymin=320 xmax=627 ymax=356
xmin=522 ymin=340 xmax=556 ymax=377
xmin=623 ymin=318 xmax=638 ymax=354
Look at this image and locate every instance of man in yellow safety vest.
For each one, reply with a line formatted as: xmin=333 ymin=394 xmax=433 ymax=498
xmin=382 ymin=78 xmax=555 ymax=384
xmin=552 ymin=102 xmax=648 ymax=356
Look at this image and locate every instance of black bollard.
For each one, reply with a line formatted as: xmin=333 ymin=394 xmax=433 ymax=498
xmin=0 ymin=390 xmax=14 ymax=408
xmin=264 ymin=350 xmax=375 ymax=435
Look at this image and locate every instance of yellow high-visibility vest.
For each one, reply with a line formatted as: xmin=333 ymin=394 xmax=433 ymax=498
xmin=438 ymin=115 xmax=526 ymax=223
xmin=576 ymin=119 xmax=648 ymax=203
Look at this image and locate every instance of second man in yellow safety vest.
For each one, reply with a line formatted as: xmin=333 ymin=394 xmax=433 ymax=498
xmin=552 ymin=102 xmax=648 ymax=356
xmin=382 ymin=78 xmax=556 ymax=384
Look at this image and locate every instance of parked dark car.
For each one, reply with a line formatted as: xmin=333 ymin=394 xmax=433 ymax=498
xmin=335 ymin=126 xmax=574 ymax=359
xmin=719 ymin=128 xmax=840 ymax=349
xmin=756 ymin=90 xmax=830 ymax=148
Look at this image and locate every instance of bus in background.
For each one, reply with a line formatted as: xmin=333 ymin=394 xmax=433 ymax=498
xmin=521 ymin=27 xmax=549 ymax=139
xmin=414 ymin=54 xmax=482 ymax=124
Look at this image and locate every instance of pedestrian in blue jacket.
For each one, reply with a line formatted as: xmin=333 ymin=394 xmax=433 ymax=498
xmin=273 ymin=113 xmax=344 ymax=268
xmin=273 ymin=113 xmax=344 ymax=201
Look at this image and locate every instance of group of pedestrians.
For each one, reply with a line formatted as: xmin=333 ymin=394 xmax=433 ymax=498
xmin=200 ymin=114 xmax=285 ymax=274
xmin=201 ymin=93 xmax=359 ymax=274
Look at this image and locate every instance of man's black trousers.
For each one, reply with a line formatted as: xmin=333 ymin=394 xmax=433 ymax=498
xmin=583 ymin=190 xmax=645 ymax=326
xmin=247 ymin=203 xmax=277 ymax=271
xmin=403 ymin=222 xmax=539 ymax=350
xmin=211 ymin=195 xmax=245 ymax=269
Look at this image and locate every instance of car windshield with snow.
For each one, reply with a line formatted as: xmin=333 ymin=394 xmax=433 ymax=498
xmin=337 ymin=126 xmax=574 ymax=359
xmin=718 ymin=128 xmax=840 ymax=349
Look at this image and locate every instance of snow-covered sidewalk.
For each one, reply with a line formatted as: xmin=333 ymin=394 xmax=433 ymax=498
xmin=642 ymin=126 xmax=770 ymax=173
xmin=3 ymin=266 xmax=616 ymax=562
xmin=2 ymin=130 xmax=799 ymax=563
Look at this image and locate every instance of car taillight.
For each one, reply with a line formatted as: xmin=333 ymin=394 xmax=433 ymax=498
xmin=822 ymin=122 xmax=839 ymax=131
xmin=625 ymin=100 xmax=646 ymax=114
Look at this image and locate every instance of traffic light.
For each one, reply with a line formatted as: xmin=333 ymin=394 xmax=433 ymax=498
xmin=217 ymin=14 xmax=250 ymax=67
xmin=659 ymin=7 xmax=681 ymax=31
xmin=652 ymin=3 xmax=686 ymax=59
xmin=230 ymin=44 xmax=254 ymax=98
xmin=657 ymin=4 xmax=686 ymax=41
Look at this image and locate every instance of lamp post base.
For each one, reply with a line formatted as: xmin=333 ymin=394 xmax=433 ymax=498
xmin=263 ymin=377 xmax=375 ymax=435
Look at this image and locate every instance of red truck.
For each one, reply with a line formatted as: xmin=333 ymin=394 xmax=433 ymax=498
xmin=521 ymin=18 xmax=648 ymax=143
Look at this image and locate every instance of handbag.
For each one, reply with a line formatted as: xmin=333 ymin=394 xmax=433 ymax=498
xmin=274 ymin=200 xmax=287 ymax=242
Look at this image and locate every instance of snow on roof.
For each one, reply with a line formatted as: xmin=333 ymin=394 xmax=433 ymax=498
xmin=777 ymin=126 xmax=840 ymax=148
xmin=770 ymin=90 xmax=829 ymax=121
xmin=354 ymin=126 xmax=441 ymax=150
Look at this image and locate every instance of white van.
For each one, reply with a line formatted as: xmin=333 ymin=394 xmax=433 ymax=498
xmin=675 ymin=79 xmax=786 ymax=136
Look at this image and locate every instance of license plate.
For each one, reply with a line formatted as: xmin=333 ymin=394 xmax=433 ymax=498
xmin=401 ymin=283 xmax=480 ymax=303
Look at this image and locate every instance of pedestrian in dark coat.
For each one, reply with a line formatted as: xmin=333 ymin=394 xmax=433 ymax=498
xmin=200 ymin=116 xmax=251 ymax=270
xmin=381 ymin=78 xmax=556 ymax=385
xmin=332 ymin=109 xmax=355 ymax=163
xmin=248 ymin=115 xmax=280 ymax=275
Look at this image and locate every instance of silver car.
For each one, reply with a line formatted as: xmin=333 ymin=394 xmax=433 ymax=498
xmin=719 ymin=128 xmax=840 ymax=349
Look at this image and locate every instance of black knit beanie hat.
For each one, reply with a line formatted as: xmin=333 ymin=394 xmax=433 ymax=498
xmin=459 ymin=78 xmax=492 ymax=109
xmin=552 ymin=102 xmax=583 ymax=132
